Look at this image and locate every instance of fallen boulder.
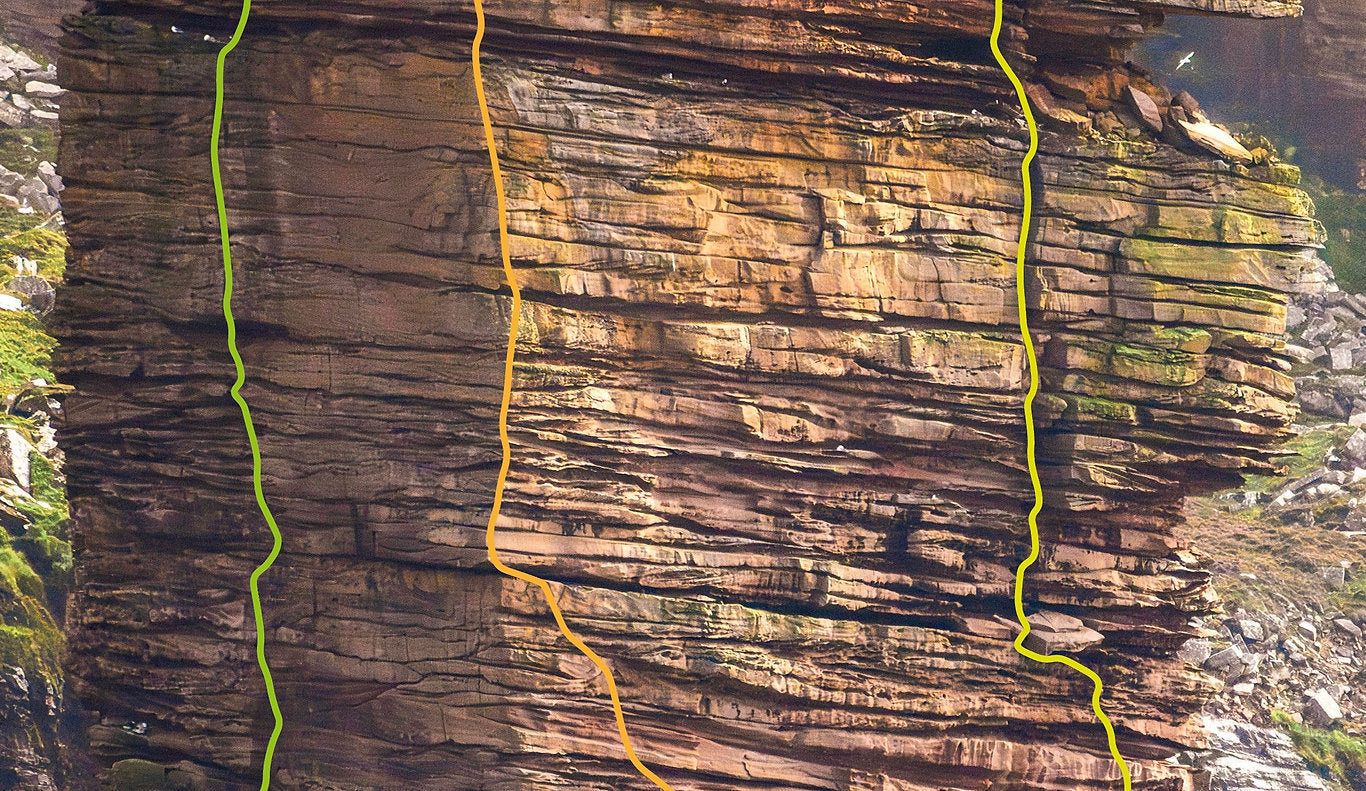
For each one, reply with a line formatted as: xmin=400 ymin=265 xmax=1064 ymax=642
xmin=1177 ymin=120 xmax=1255 ymax=163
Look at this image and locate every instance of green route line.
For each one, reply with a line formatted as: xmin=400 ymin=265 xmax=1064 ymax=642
xmin=989 ymin=3 xmax=1134 ymax=790
xmin=212 ymin=2 xmax=285 ymax=790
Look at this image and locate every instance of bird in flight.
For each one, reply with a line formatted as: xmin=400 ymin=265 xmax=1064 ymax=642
xmin=1176 ymin=52 xmax=1195 ymax=70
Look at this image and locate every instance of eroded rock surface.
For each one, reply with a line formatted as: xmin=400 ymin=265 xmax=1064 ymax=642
xmin=55 ymin=0 xmax=1317 ymax=789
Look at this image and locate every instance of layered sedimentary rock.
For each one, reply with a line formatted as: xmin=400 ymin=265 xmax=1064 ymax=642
xmin=55 ymin=1 xmax=1318 ymax=789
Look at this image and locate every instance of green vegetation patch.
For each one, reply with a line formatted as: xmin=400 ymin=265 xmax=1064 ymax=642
xmin=1272 ymin=710 xmax=1366 ymax=789
xmin=0 ymin=542 xmax=62 ymax=684
xmin=1060 ymin=394 xmax=1138 ymax=424
xmin=0 ymin=129 xmax=56 ymax=177
xmin=0 ymin=309 xmax=55 ymax=391
xmin=1243 ymin=425 xmax=1356 ymax=493
xmin=0 ymin=207 xmax=66 ymax=282
xmin=10 ymin=452 xmax=71 ymax=595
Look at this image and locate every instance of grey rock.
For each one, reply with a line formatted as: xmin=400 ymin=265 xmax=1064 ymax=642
xmin=1297 ymin=384 xmax=1348 ymax=417
xmin=1124 ymin=86 xmax=1163 ymax=132
xmin=1200 ymin=718 xmax=1332 ymax=791
xmin=1207 ymin=645 xmax=1246 ymax=671
xmin=0 ymin=427 xmax=33 ymax=490
xmin=1303 ymin=689 xmax=1343 ymax=726
xmin=1236 ymin=618 xmax=1266 ymax=642
xmin=0 ymin=101 xmax=25 ymax=128
xmin=1298 ymin=620 xmax=1318 ymax=641
xmin=16 ymin=178 xmax=58 ymax=215
xmin=1342 ymin=429 xmax=1366 ymax=464
xmin=1330 ymin=343 xmax=1354 ymax=370
xmin=36 ymin=162 xmax=62 ymax=196
xmin=1286 ymin=301 xmax=1308 ymax=329
xmin=1284 ymin=343 xmax=1317 ymax=364
xmin=6 ymin=276 xmax=54 ymax=317
xmin=1320 ymin=566 xmax=1346 ymax=590
xmin=1301 ymin=316 xmax=1337 ymax=344
xmin=0 ymin=45 xmax=40 ymax=73
xmin=22 ymin=81 xmax=62 ymax=100
xmin=1179 ymin=637 xmax=1214 ymax=666
xmin=1334 ymin=618 xmax=1362 ymax=639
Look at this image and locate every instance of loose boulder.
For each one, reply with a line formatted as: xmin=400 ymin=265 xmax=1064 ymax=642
xmin=1124 ymin=86 xmax=1163 ymax=132
xmin=1177 ymin=120 xmax=1255 ymax=163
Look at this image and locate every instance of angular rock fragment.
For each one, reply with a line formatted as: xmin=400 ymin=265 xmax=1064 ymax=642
xmin=1124 ymin=85 xmax=1164 ymax=132
xmin=23 ymin=80 xmax=62 ymax=99
xmin=1342 ymin=429 xmax=1366 ymax=463
xmin=1303 ymin=690 xmax=1343 ymax=726
xmin=0 ymin=45 xmax=41 ymax=73
xmin=1320 ymin=566 xmax=1346 ymax=589
xmin=1177 ymin=119 xmax=1256 ymax=163
xmin=1023 ymin=610 xmax=1106 ymax=654
xmin=6 ymin=275 xmax=55 ymax=317
xmin=1206 ymin=645 xmax=1246 ymax=671
xmin=0 ymin=101 xmax=25 ymax=128
xmin=0 ymin=427 xmax=34 ymax=490
xmin=1236 ymin=619 xmax=1265 ymax=642
xmin=36 ymin=161 xmax=62 ymax=195
xmin=1179 ymin=637 xmax=1214 ymax=665
xmin=1173 ymin=90 xmax=1208 ymax=122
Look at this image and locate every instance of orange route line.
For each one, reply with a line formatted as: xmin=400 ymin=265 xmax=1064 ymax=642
xmin=470 ymin=2 xmax=679 ymax=790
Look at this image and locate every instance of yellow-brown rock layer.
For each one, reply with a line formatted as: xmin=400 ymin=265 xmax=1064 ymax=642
xmin=54 ymin=1 xmax=1317 ymax=789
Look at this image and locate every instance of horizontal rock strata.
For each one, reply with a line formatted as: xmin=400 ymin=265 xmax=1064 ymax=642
xmin=55 ymin=1 xmax=1317 ymax=789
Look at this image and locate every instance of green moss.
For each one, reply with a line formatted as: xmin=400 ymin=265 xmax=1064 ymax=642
xmin=1131 ymin=326 xmax=1213 ymax=353
xmin=1329 ymin=572 xmax=1366 ymax=613
xmin=0 ymin=310 xmax=55 ymax=391
xmin=17 ymin=452 xmax=66 ymax=535
xmin=0 ymin=543 xmax=62 ymax=679
xmin=10 ymin=453 xmax=72 ymax=597
xmin=0 ymin=129 xmax=56 ymax=177
xmin=0 ymin=227 xmax=66 ymax=282
xmin=0 ymin=207 xmax=66 ymax=282
xmin=1244 ymin=425 xmax=1355 ymax=492
xmin=1061 ymin=395 xmax=1138 ymax=423
xmin=1272 ymin=710 xmax=1366 ymax=788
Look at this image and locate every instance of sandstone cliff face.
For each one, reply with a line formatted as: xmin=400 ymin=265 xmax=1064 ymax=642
xmin=55 ymin=1 xmax=1319 ymax=789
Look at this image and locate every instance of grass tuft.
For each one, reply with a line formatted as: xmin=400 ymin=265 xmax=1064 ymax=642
xmin=1272 ymin=710 xmax=1366 ymax=789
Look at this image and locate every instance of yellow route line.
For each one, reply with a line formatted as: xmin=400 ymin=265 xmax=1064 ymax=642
xmin=211 ymin=1 xmax=286 ymax=789
xmin=470 ymin=3 xmax=678 ymax=789
xmin=989 ymin=3 xmax=1134 ymax=790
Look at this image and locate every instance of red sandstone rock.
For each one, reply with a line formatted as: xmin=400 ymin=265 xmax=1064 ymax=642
xmin=51 ymin=1 xmax=1319 ymax=789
